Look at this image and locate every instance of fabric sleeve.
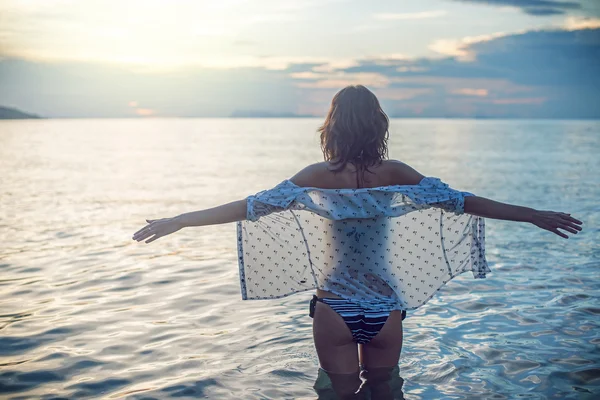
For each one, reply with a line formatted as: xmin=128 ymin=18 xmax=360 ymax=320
xmin=417 ymin=177 xmax=475 ymax=214
xmin=246 ymin=196 xmax=285 ymax=222
xmin=432 ymin=191 xmax=475 ymax=214
xmin=245 ymin=180 xmax=299 ymax=222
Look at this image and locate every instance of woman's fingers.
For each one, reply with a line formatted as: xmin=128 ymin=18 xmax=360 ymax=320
xmin=560 ymin=214 xmax=583 ymax=225
xmin=555 ymin=217 xmax=582 ymax=232
xmin=133 ymin=219 xmax=162 ymax=240
xmin=558 ymin=225 xmax=579 ymax=235
xmin=133 ymin=218 xmax=178 ymax=243
xmin=133 ymin=231 xmax=149 ymax=241
xmin=535 ymin=212 xmax=584 ymax=239
xmin=133 ymin=225 xmax=152 ymax=239
xmin=133 ymin=226 xmax=156 ymax=241
xmin=565 ymin=222 xmax=583 ymax=231
xmin=550 ymin=228 xmax=569 ymax=239
xmin=133 ymin=226 xmax=147 ymax=237
xmin=547 ymin=216 xmax=582 ymax=237
xmin=134 ymin=221 xmax=155 ymax=236
xmin=137 ymin=231 xmax=158 ymax=242
xmin=145 ymin=234 xmax=160 ymax=243
xmin=133 ymin=229 xmax=149 ymax=239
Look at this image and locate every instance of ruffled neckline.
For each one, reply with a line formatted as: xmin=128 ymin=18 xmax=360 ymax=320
xmin=281 ymin=176 xmax=443 ymax=194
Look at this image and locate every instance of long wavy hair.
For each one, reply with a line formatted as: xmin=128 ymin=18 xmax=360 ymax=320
xmin=318 ymin=85 xmax=389 ymax=186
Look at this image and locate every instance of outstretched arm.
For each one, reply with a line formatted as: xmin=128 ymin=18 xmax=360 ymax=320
xmin=177 ymin=199 xmax=247 ymax=227
xmin=132 ymin=199 xmax=247 ymax=243
xmin=464 ymin=196 xmax=583 ymax=239
xmin=134 ymin=162 xmax=325 ymax=245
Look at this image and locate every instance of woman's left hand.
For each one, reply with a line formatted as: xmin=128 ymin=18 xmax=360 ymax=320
xmin=132 ymin=217 xmax=183 ymax=243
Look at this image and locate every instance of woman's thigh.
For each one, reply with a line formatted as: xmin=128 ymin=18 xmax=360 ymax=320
xmin=361 ymin=310 xmax=404 ymax=369
xmin=312 ymin=301 xmax=360 ymax=374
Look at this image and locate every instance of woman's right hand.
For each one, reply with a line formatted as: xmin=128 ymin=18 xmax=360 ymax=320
xmin=132 ymin=217 xmax=184 ymax=243
xmin=530 ymin=211 xmax=583 ymax=238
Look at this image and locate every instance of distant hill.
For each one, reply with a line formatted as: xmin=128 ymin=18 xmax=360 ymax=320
xmin=230 ymin=110 xmax=315 ymax=118
xmin=0 ymin=106 xmax=41 ymax=119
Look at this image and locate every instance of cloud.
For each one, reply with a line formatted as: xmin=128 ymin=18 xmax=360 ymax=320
xmin=127 ymin=100 xmax=154 ymax=116
xmin=563 ymin=16 xmax=600 ymax=30
xmin=492 ymin=97 xmax=547 ymax=104
xmin=467 ymin=27 xmax=600 ymax=87
xmin=373 ymin=11 xmax=447 ymax=20
xmin=1 ymin=26 xmax=598 ymax=119
xmin=452 ymin=88 xmax=489 ymax=96
xmin=376 ymin=88 xmax=434 ymax=101
xmin=293 ymin=72 xmax=391 ymax=88
xmin=288 ymin=26 xmax=600 ymax=118
xmin=429 ymin=32 xmax=511 ymax=60
xmin=135 ymin=108 xmax=154 ymax=116
xmin=449 ymin=0 xmax=581 ymax=16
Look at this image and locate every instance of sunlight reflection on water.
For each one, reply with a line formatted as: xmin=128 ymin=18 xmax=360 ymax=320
xmin=0 ymin=118 xmax=599 ymax=399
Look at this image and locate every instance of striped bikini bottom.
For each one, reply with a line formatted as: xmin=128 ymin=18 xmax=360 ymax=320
xmin=309 ymin=295 xmax=407 ymax=345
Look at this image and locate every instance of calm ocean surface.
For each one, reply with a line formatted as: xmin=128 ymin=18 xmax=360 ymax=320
xmin=1 ymin=118 xmax=599 ymax=399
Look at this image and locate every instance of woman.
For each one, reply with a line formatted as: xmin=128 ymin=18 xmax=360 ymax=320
xmin=133 ymin=85 xmax=582 ymax=399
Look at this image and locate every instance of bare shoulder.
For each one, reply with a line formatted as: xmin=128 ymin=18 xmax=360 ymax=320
xmin=289 ymin=162 xmax=330 ymax=187
xmin=290 ymin=160 xmax=425 ymax=188
xmin=383 ymin=160 xmax=425 ymax=185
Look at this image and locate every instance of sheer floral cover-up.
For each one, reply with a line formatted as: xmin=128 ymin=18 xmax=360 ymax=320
xmin=236 ymin=177 xmax=489 ymax=311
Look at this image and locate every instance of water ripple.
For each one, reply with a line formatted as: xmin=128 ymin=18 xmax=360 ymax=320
xmin=1 ymin=119 xmax=599 ymax=399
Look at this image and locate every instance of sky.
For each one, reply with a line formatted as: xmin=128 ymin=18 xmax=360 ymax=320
xmin=0 ymin=0 xmax=598 ymax=118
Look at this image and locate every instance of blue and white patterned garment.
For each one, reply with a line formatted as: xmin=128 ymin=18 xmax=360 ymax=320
xmin=237 ymin=177 xmax=489 ymax=311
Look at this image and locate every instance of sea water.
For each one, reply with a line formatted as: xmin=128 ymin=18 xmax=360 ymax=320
xmin=1 ymin=118 xmax=598 ymax=399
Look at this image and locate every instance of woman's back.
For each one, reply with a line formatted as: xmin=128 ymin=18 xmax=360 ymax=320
xmin=291 ymin=160 xmax=424 ymax=190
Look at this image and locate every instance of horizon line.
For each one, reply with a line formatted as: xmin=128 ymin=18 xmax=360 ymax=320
xmin=2 ymin=116 xmax=599 ymax=121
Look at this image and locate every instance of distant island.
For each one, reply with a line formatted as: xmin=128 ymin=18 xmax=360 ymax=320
xmin=0 ymin=106 xmax=41 ymax=119
xmin=230 ymin=110 xmax=316 ymax=118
